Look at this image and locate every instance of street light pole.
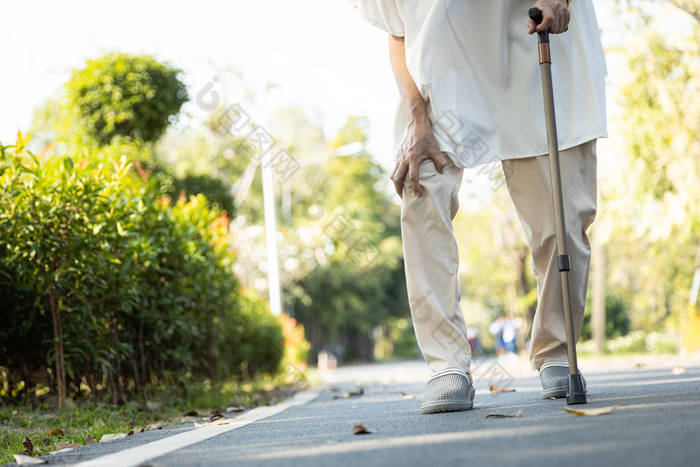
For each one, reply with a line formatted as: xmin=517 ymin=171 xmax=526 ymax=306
xmin=255 ymin=86 xmax=361 ymax=317
xmin=261 ymin=80 xmax=282 ymax=317
xmin=261 ymin=156 xmax=282 ymax=316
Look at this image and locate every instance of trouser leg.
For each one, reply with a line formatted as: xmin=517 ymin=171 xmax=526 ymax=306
xmin=401 ymin=158 xmax=471 ymax=373
xmin=501 ymin=140 xmax=598 ymax=370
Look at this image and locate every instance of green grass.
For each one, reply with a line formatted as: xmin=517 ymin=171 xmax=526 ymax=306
xmin=0 ymin=402 xmax=171 ymax=463
xmin=0 ymin=372 xmax=308 ymax=464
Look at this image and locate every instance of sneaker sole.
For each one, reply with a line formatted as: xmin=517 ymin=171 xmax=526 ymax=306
xmin=542 ymin=384 xmax=568 ymax=399
xmin=420 ymin=387 xmax=476 ymax=414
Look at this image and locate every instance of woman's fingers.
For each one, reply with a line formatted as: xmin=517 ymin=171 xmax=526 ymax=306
xmin=394 ymin=151 xmax=447 ymax=199
xmin=550 ymin=4 xmax=570 ymax=34
xmin=552 ymin=11 xmax=562 ymax=33
xmin=390 ymin=145 xmax=407 ymax=196
xmin=528 ymin=18 xmax=537 ymax=34
xmin=391 ymin=160 xmax=409 ymax=198
xmin=554 ymin=5 xmax=570 ymax=33
xmin=407 ymin=156 xmax=425 ymax=197
xmin=536 ymin=11 xmax=553 ymax=32
xmin=390 ymin=157 xmax=400 ymax=180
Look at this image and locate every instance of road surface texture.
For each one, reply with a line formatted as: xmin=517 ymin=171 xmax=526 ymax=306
xmin=12 ymin=356 xmax=700 ymax=467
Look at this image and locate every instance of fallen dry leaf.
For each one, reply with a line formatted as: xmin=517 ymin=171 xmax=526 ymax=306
xmin=22 ymin=437 xmax=34 ymax=455
xmin=194 ymin=417 xmax=244 ymax=428
xmin=634 ymin=362 xmax=646 ymax=368
xmin=85 ymin=436 xmax=97 ymax=444
xmin=352 ymin=423 xmax=375 ymax=435
xmin=563 ymin=404 xmax=621 ymax=416
xmin=226 ymin=406 xmax=245 ymax=413
xmin=184 ymin=410 xmax=198 ymax=417
xmin=209 ymin=413 xmax=225 ymax=423
xmin=13 ymin=454 xmax=46 ymax=465
xmin=46 ymin=428 xmax=64 ymax=437
xmin=671 ymin=367 xmax=687 ymax=375
xmin=485 ymin=410 xmax=522 ymax=418
xmin=49 ymin=448 xmax=74 ymax=455
xmin=53 ymin=442 xmax=81 ymax=451
xmin=99 ymin=433 xmax=127 ymax=442
xmin=400 ymin=391 xmax=416 ymax=400
xmin=333 ymin=388 xmax=364 ymax=400
xmin=489 ymin=385 xmax=516 ymax=393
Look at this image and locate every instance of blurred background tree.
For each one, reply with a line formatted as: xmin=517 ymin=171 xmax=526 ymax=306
xmin=65 ymin=53 xmax=188 ymax=146
xmin=605 ymin=0 xmax=699 ymax=338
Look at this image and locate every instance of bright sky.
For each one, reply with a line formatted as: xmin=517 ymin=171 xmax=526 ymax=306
xmin=0 ymin=0 xmax=399 ymax=162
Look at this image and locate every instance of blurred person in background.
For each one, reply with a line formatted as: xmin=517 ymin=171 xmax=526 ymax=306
xmin=504 ymin=314 xmax=524 ymax=355
xmin=489 ymin=316 xmax=507 ymax=356
xmin=466 ymin=325 xmax=481 ymax=355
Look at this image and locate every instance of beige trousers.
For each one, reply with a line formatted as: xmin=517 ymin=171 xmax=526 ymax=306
xmin=401 ymin=140 xmax=597 ymax=373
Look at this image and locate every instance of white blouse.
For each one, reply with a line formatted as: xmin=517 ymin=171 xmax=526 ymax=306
xmin=350 ymin=0 xmax=608 ymax=168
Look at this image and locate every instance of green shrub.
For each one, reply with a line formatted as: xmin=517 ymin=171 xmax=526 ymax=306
xmin=279 ymin=312 xmax=311 ymax=370
xmin=0 ymin=136 xmax=282 ymax=406
xmin=580 ymin=331 xmax=679 ymax=355
xmin=172 ymin=173 xmax=236 ymax=217
xmin=65 ymin=53 xmax=188 ymax=145
xmin=606 ymin=331 xmax=648 ymax=354
xmin=214 ymin=293 xmax=285 ymax=376
xmin=644 ymin=332 xmax=679 ymax=354
xmin=387 ymin=317 xmax=419 ymax=359
xmin=582 ymin=293 xmax=631 ymax=340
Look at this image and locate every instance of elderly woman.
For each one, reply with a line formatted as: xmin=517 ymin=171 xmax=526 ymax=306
xmin=351 ymin=0 xmax=606 ymax=413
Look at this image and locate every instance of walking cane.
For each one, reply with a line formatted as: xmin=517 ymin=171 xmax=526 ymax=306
xmin=528 ymin=7 xmax=587 ymax=405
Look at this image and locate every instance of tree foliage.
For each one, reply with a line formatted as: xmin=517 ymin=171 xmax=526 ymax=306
xmin=603 ymin=0 xmax=700 ymax=332
xmin=65 ymin=53 xmax=188 ymax=145
xmin=274 ymin=115 xmax=408 ymax=361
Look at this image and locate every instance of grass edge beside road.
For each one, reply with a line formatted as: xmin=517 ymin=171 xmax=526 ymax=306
xmin=0 ymin=372 xmax=310 ymax=465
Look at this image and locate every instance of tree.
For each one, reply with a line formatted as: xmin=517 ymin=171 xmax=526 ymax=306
xmin=273 ymin=115 xmax=407 ymax=361
xmin=605 ymin=0 xmax=700 ymax=334
xmin=65 ymin=53 xmax=188 ymax=145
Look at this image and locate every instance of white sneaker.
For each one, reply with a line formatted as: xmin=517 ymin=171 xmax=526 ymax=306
xmin=420 ymin=368 xmax=475 ymax=414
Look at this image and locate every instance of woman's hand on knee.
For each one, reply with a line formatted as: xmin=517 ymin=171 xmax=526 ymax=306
xmin=391 ymin=115 xmax=448 ymax=198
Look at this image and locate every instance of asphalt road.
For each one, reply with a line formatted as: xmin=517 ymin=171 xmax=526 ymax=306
xmin=20 ymin=358 xmax=700 ymax=467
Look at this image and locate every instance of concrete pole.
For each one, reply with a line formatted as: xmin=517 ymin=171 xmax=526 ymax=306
xmin=261 ymin=156 xmax=282 ymax=316
xmin=262 ymin=83 xmax=282 ymax=317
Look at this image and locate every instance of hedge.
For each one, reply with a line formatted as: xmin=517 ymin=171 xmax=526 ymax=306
xmin=0 ymin=135 xmax=283 ymax=406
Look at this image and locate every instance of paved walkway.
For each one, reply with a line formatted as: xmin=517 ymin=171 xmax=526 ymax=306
xmin=29 ymin=356 xmax=700 ymax=467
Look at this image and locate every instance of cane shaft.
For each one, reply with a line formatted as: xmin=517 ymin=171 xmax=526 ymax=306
xmin=539 ymin=61 xmax=579 ymax=377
